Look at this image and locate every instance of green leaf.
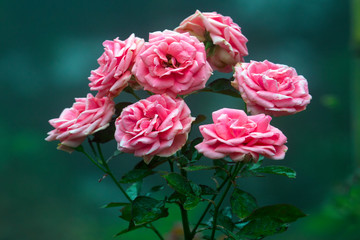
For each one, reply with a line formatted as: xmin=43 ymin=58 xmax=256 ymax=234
xmin=115 ymin=102 xmax=133 ymax=115
xmin=245 ymin=204 xmax=306 ymax=223
xmin=252 ymin=166 xmax=296 ymax=178
xmin=132 ymin=196 xmax=168 ymax=225
xmin=213 ymin=159 xmax=229 ymax=180
xmin=202 ymin=78 xmax=241 ymax=98
xmin=231 ymin=188 xmax=258 ymax=219
xmin=238 ymin=216 xmax=288 ymax=239
xmin=120 ymin=169 xmax=155 ymax=183
xmin=200 ymin=184 xmax=218 ymax=195
xmin=119 ymin=204 xmax=132 ymax=222
xmin=182 ymin=137 xmax=203 ymax=162
xmin=102 ymin=202 xmax=129 ymax=208
xmin=184 ymin=195 xmax=201 ymax=210
xmin=182 ymin=165 xmax=217 ymax=172
xmin=92 ymin=121 xmax=115 ymax=143
xmin=126 ymin=181 xmax=142 ymax=200
xmin=150 ymin=185 xmax=165 ymax=193
xmin=163 ymin=172 xmax=200 ymax=197
xmin=193 ymin=114 xmax=206 ymax=125
xmin=134 ymin=156 xmax=167 ymax=170
xmin=217 ymin=210 xmax=235 ymax=232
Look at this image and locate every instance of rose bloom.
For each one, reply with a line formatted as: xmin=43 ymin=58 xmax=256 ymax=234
xmin=114 ymin=94 xmax=194 ymax=163
xmin=195 ymin=108 xmax=287 ymax=161
xmin=232 ymin=60 xmax=312 ymax=116
xmin=132 ymin=30 xmax=212 ymax=97
xmin=89 ymin=34 xmax=144 ymax=98
xmin=175 ymin=10 xmax=248 ymax=73
xmin=46 ymin=94 xmax=115 ymax=152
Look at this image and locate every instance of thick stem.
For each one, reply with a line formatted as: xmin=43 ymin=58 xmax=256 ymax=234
xmin=179 ymin=204 xmax=192 ymax=240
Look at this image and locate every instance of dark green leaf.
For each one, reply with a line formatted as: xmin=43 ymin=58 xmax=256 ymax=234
xmin=184 ymin=195 xmax=201 ymax=210
xmin=150 ymin=185 xmax=165 ymax=193
xmin=114 ymin=223 xmax=145 ymax=237
xmin=115 ymin=102 xmax=133 ymax=115
xmin=132 ymin=196 xmax=168 ymax=225
xmin=238 ymin=216 xmax=288 ymax=239
xmin=182 ymin=165 xmax=217 ymax=172
xmin=120 ymin=169 xmax=155 ymax=183
xmin=126 ymin=181 xmax=142 ymax=200
xmin=213 ymin=159 xmax=229 ymax=180
xmin=245 ymin=204 xmax=306 ymax=223
xmin=202 ymin=78 xmax=241 ymax=98
xmin=190 ymin=182 xmax=202 ymax=196
xmin=252 ymin=166 xmax=296 ymax=178
xmin=193 ymin=114 xmax=206 ymax=125
xmin=163 ymin=173 xmax=199 ymax=197
xmin=102 ymin=202 xmax=129 ymax=208
xmin=217 ymin=209 xmax=235 ymax=232
xmin=231 ymin=188 xmax=258 ymax=219
xmin=200 ymin=184 xmax=218 ymax=195
xmin=92 ymin=121 xmax=115 ymax=143
xmin=168 ymin=191 xmax=185 ymax=203
xmin=134 ymin=156 xmax=167 ymax=170
xmin=119 ymin=204 xmax=132 ymax=222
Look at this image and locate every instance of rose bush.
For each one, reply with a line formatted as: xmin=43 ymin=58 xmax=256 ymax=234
xmin=195 ymin=108 xmax=288 ymax=161
xmin=114 ymin=94 xmax=194 ymax=163
xmin=175 ymin=10 xmax=248 ymax=73
xmin=132 ymin=30 xmax=212 ymax=97
xmin=46 ymin=93 xmax=115 ymax=152
xmin=89 ymin=34 xmax=144 ymax=98
xmin=232 ymin=60 xmax=312 ymax=116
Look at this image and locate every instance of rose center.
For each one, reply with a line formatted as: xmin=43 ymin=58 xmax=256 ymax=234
xmin=162 ymin=54 xmax=180 ymax=68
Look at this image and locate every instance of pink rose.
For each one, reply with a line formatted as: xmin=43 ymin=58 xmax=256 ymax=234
xmin=114 ymin=94 xmax=194 ymax=163
xmin=46 ymin=93 xmax=115 ymax=152
xmin=175 ymin=10 xmax=248 ymax=73
xmin=89 ymin=34 xmax=144 ymax=98
xmin=132 ymin=30 xmax=212 ymax=97
xmin=232 ymin=60 xmax=312 ymax=116
xmin=195 ymin=108 xmax=287 ymax=161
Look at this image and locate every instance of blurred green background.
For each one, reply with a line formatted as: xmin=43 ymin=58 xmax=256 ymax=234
xmin=1 ymin=0 xmax=357 ymax=239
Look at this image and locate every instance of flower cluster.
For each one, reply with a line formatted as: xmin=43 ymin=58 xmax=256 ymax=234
xmin=46 ymin=10 xmax=311 ymax=162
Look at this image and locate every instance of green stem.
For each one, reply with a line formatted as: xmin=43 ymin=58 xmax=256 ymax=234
xmin=78 ymin=146 xmax=106 ymax=172
xmin=210 ymin=163 xmax=241 ymax=240
xmin=179 ymin=204 xmax=192 ymax=240
xmin=190 ymin=174 xmax=231 ymax=237
xmin=179 ymin=168 xmax=191 ymax=239
xmin=148 ymin=223 xmax=164 ymax=240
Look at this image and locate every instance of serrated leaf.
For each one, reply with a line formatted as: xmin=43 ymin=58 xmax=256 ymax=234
xmin=102 ymin=202 xmax=129 ymax=208
xmin=120 ymin=169 xmax=155 ymax=183
xmin=231 ymin=188 xmax=258 ymax=219
xmin=252 ymin=166 xmax=296 ymax=178
xmin=238 ymin=216 xmax=288 ymax=239
xmin=163 ymin=173 xmax=200 ymax=197
xmin=126 ymin=181 xmax=142 ymax=200
xmin=245 ymin=204 xmax=306 ymax=223
xmin=200 ymin=184 xmax=218 ymax=195
xmin=182 ymin=165 xmax=217 ymax=172
xmin=134 ymin=156 xmax=167 ymax=170
xmin=132 ymin=196 xmax=168 ymax=225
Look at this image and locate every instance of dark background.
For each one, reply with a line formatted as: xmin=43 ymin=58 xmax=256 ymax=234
xmin=1 ymin=0 xmax=357 ymax=239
